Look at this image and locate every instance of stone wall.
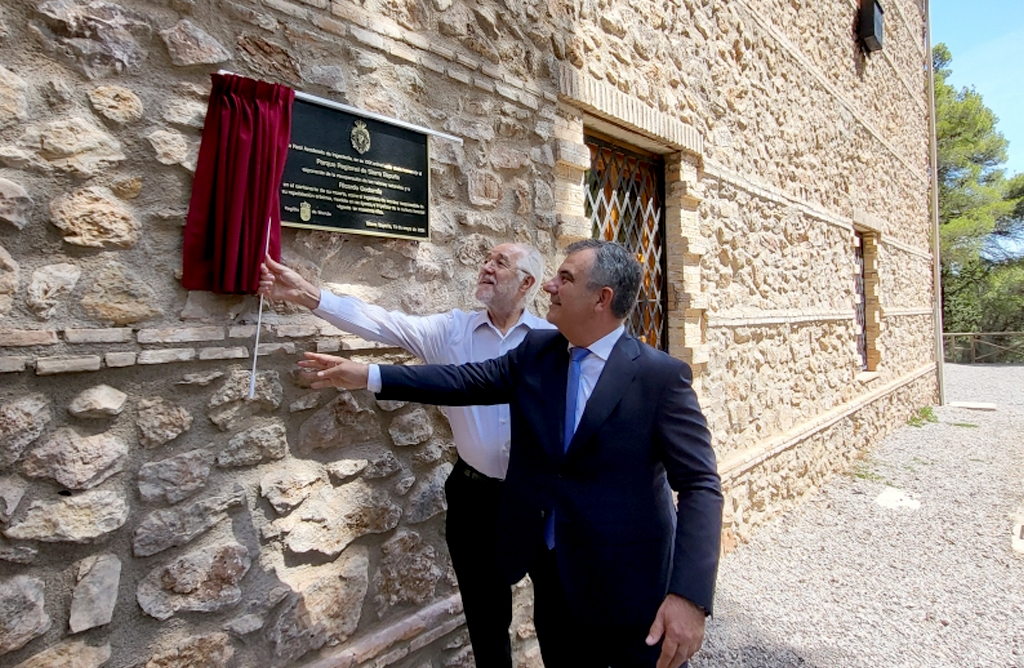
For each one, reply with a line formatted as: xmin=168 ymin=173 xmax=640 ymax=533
xmin=0 ymin=0 xmax=938 ymax=667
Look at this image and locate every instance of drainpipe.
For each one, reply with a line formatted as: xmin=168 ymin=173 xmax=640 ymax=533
xmin=925 ymin=0 xmax=946 ymax=405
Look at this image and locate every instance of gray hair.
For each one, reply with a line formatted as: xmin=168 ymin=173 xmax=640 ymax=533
xmin=564 ymin=239 xmax=641 ymax=319
xmin=510 ymin=243 xmax=545 ymax=304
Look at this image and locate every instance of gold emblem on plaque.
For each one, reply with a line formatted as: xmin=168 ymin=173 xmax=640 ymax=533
xmin=351 ymin=120 xmax=371 ymax=155
xmin=300 ymin=201 xmax=312 ymax=222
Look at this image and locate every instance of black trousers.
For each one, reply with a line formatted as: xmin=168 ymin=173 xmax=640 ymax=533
xmin=445 ymin=459 xmax=513 ymax=668
xmin=529 ymin=546 xmax=667 ymax=668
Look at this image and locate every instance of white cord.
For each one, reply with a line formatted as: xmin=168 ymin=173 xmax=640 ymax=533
xmin=248 ymin=218 xmax=273 ymax=399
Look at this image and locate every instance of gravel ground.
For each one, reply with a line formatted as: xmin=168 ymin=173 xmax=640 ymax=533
xmin=691 ymin=364 xmax=1024 ymax=668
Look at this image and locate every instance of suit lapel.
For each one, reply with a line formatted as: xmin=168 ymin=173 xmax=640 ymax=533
xmin=566 ymin=334 xmax=641 ymax=457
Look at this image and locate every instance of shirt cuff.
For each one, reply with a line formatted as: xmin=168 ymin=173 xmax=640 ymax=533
xmin=367 ymin=364 xmax=382 ymax=393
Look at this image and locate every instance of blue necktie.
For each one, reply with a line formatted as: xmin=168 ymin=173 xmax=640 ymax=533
xmin=545 ymin=346 xmax=590 ymax=549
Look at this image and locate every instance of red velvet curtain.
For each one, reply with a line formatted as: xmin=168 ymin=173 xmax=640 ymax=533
xmin=182 ymin=74 xmax=295 ymax=294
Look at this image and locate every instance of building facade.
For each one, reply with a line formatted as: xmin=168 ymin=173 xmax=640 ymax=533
xmin=0 ymin=0 xmax=938 ymax=666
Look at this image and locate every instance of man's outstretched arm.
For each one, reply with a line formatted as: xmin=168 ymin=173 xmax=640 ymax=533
xmin=298 ymin=350 xmax=517 ymax=407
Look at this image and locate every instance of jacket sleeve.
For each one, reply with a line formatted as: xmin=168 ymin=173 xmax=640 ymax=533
xmin=377 ymin=342 xmax=519 ymax=406
xmin=655 ymin=362 xmax=724 ymax=615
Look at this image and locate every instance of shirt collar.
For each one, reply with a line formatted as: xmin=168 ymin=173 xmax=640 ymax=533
xmin=569 ymin=324 xmax=625 ymax=362
xmin=471 ymin=308 xmax=540 ymax=336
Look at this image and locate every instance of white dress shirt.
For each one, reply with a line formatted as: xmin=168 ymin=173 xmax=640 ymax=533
xmin=568 ymin=325 xmax=626 ymax=435
xmin=315 ymin=290 xmax=553 ymax=479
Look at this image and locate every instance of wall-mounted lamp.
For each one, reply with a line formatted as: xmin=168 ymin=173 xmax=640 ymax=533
xmin=859 ymin=0 xmax=885 ymax=52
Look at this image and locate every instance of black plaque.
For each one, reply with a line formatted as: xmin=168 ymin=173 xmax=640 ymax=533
xmin=280 ymin=98 xmax=429 ymax=240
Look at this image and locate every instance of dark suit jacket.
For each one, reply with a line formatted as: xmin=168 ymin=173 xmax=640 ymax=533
xmin=378 ymin=328 xmax=723 ymax=626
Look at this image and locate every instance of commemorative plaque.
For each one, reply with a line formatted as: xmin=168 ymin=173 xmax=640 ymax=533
xmin=280 ymin=98 xmax=430 ymax=240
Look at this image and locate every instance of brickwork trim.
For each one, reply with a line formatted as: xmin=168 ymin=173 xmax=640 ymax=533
xmin=733 ymin=0 xmax=929 ymax=181
xmin=301 ymin=594 xmax=464 ymax=668
xmin=880 ymin=235 xmax=933 ymax=261
xmin=707 ymin=310 xmax=857 ymax=328
xmin=719 ymin=362 xmax=937 ymax=480
xmin=556 ymin=65 xmax=704 ymax=156
xmin=705 ymin=161 xmax=934 ymax=260
xmin=881 ymin=307 xmax=934 ymax=317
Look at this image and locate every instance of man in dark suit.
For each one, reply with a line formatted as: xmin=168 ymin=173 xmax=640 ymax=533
xmin=302 ymin=240 xmax=723 ymax=668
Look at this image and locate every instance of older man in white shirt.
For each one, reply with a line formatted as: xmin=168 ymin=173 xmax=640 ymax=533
xmin=259 ymin=243 xmax=552 ymax=668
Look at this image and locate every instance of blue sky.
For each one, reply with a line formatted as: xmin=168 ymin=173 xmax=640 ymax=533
xmin=930 ymin=0 xmax=1024 ymax=176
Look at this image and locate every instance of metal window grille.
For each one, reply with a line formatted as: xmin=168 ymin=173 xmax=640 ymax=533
xmin=853 ymin=233 xmax=868 ymax=370
xmin=585 ymin=135 xmax=668 ymax=350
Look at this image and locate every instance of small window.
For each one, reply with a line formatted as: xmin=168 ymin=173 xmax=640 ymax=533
xmin=585 ymin=133 xmax=667 ymax=350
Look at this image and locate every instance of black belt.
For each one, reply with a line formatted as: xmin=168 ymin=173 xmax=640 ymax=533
xmin=453 ymin=458 xmax=501 ymax=484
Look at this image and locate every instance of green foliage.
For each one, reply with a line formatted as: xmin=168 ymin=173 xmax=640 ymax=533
xmin=934 ymin=44 xmax=1024 ymax=333
xmin=952 ymin=422 xmax=979 ymax=428
xmin=907 ymin=405 xmax=938 ymax=428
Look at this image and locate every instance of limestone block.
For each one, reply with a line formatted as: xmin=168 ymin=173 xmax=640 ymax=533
xmin=216 ymin=419 xmax=288 ymax=468
xmin=361 ymin=450 xmax=401 ymax=479
xmin=145 ymin=632 xmax=233 ymax=668
xmin=21 ymin=428 xmax=129 ymax=490
xmin=305 ymin=64 xmax=348 ymax=93
xmin=468 ymin=171 xmax=502 ymax=208
xmin=64 ymin=328 xmax=133 ymax=344
xmin=267 ymin=546 xmax=369 ymax=663
xmin=177 ymin=371 xmax=224 ymax=386
xmin=41 ymin=80 xmax=73 ymax=108
xmin=224 ymin=613 xmax=264 ymax=636
xmin=69 ymin=554 xmax=121 ymax=633
xmin=411 ymin=441 xmax=447 ymax=465
xmin=110 ymin=176 xmax=142 ymax=199
xmin=403 ymin=462 xmax=452 ymax=523
xmin=0 ymin=118 xmax=125 ymax=177
xmin=374 ymin=530 xmax=442 ymax=615
xmin=69 ymin=385 xmax=128 ymax=418
xmin=137 ymin=449 xmax=213 ymax=504
xmin=50 ymin=186 xmax=139 ymax=249
xmin=137 ymin=542 xmax=250 ymax=620
xmin=490 ymin=145 xmax=530 ymax=170
xmin=160 ymin=20 xmax=230 ymax=65
xmin=3 ymin=490 xmax=128 ymax=543
xmin=132 ymin=486 xmax=245 ymax=557
xmin=261 ymin=465 xmax=324 ymax=514
xmin=33 ymin=0 xmax=151 ymax=79
xmin=289 ymin=393 xmax=320 ymax=413
xmin=88 ymin=86 xmax=143 ymax=125
xmin=395 ymin=473 xmax=416 ymax=495
xmin=389 ymin=407 xmax=434 ymax=446
xmin=104 ymin=352 xmax=135 ymax=367
xmin=9 ymin=640 xmax=111 ymax=668
xmin=0 ymin=394 xmax=51 ymax=471
xmin=0 ymin=177 xmax=33 ymax=230
xmin=0 ymin=576 xmax=50 ymax=656
xmin=0 ymin=67 xmax=27 ymax=130
xmin=0 ymin=537 xmax=37 ymax=564
xmin=282 ymin=480 xmax=401 ymax=557
xmin=325 ymin=458 xmax=369 ymax=483
xmin=443 ymin=117 xmax=495 ymax=143
xmin=137 ymin=398 xmax=193 ymax=448
xmin=163 ymin=98 xmax=207 ymax=128
xmin=297 ymin=391 xmax=383 ymax=452
xmin=147 ymin=128 xmax=189 ymax=165
xmin=1 ymin=330 xmax=59 ymax=347
xmin=533 ymin=179 xmax=555 ymax=214
xmin=0 ymin=476 xmax=27 ymax=523
xmin=27 ymin=263 xmax=81 ymax=319
xmin=0 ymin=245 xmax=16 ymax=315
xmin=0 ymin=357 xmax=28 ymax=373
xmin=207 ymin=369 xmax=283 ymax=431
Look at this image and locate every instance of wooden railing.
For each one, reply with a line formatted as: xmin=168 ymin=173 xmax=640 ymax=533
xmin=943 ymin=332 xmax=1024 ymax=363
